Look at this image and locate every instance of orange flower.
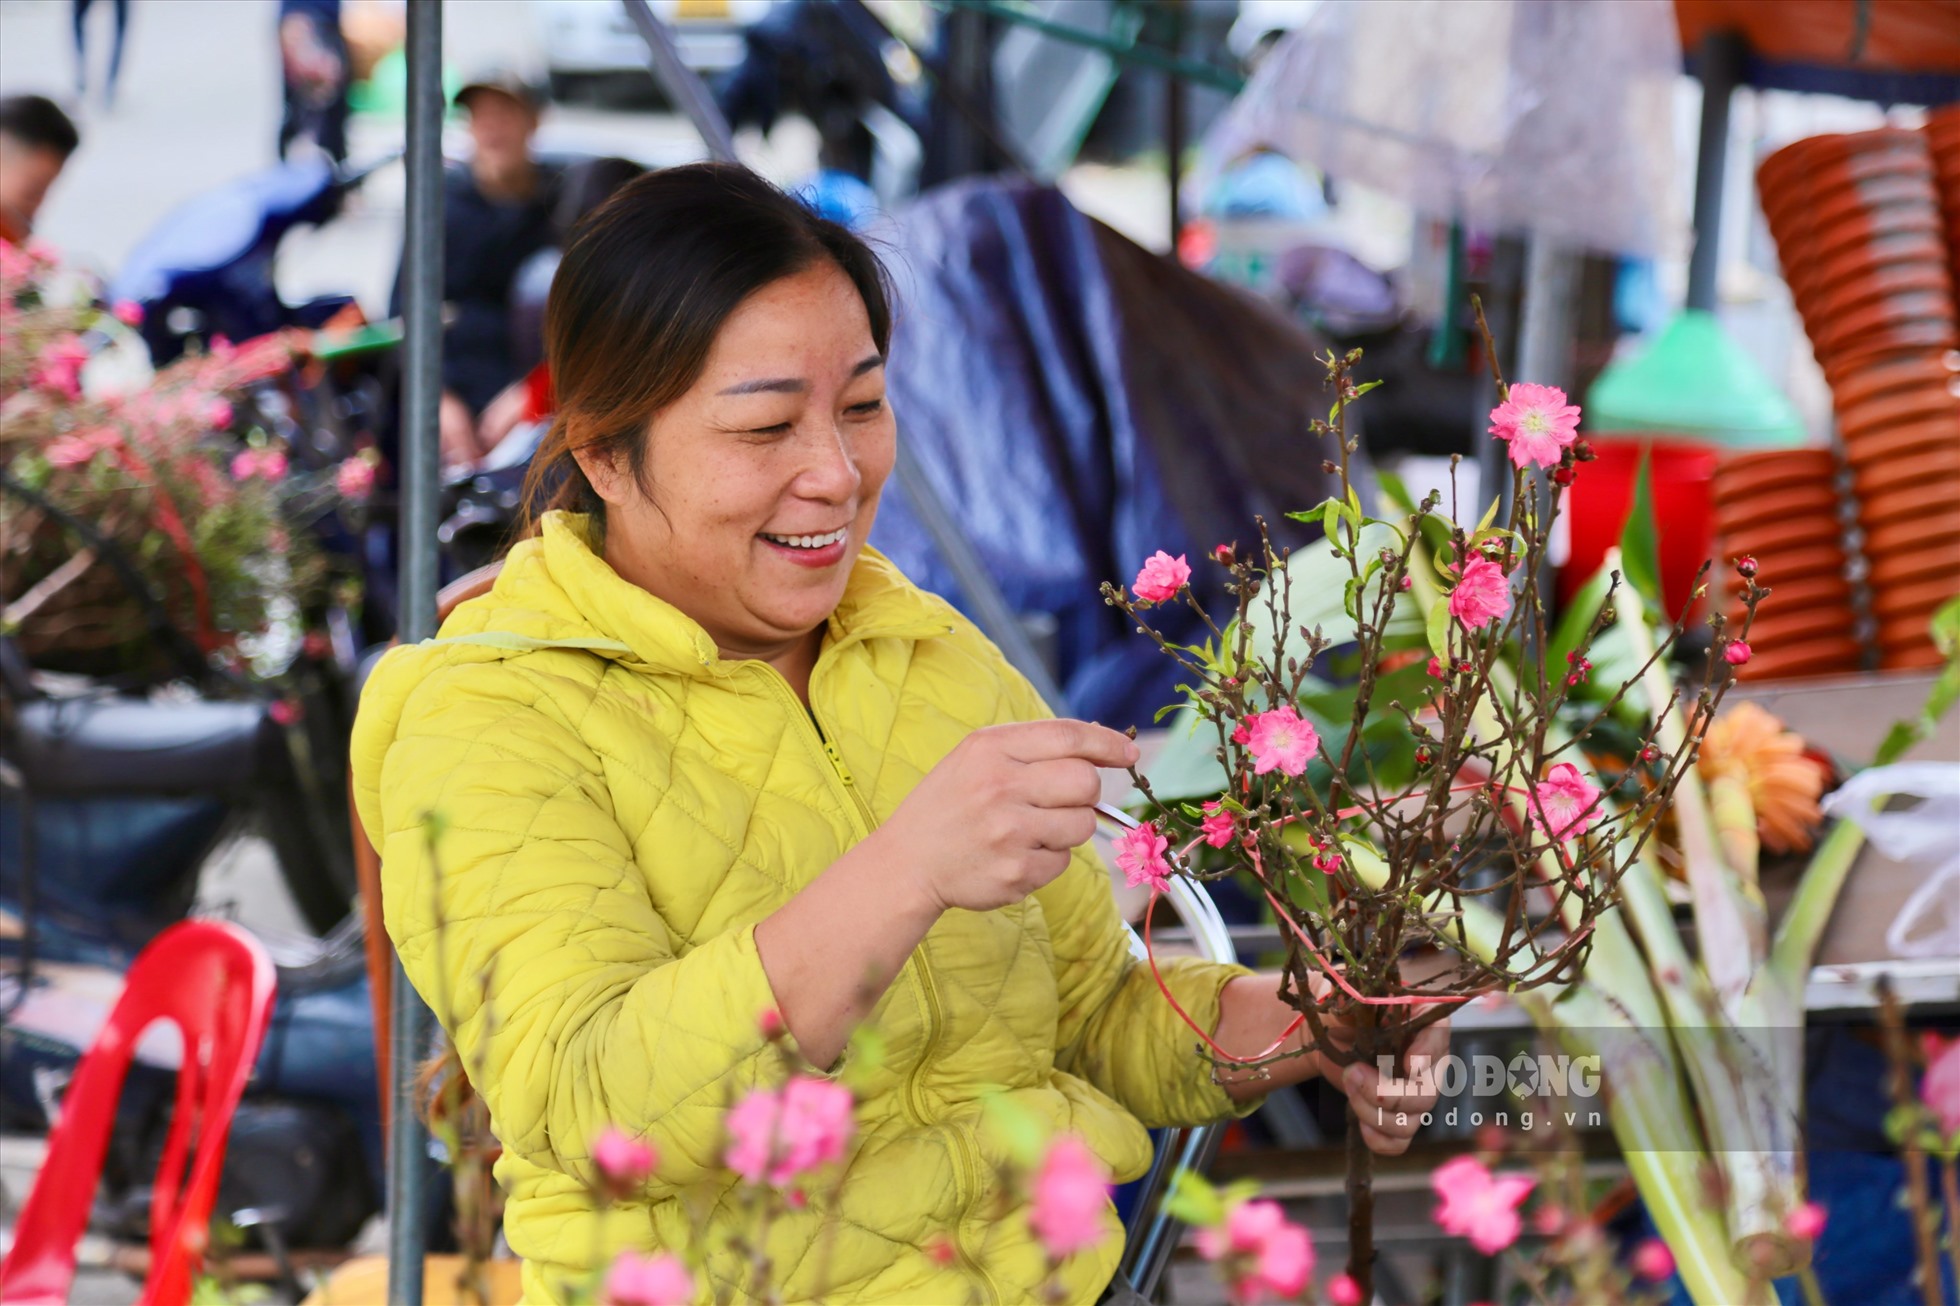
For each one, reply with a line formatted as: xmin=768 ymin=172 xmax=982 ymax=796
xmin=1699 ymin=702 xmax=1827 ymax=854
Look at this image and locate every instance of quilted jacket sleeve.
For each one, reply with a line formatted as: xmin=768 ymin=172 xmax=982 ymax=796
xmin=987 ymin=657 xmax=1263 ymax=1129
xmin=367 ymin=653 xmax=789 ymax=1194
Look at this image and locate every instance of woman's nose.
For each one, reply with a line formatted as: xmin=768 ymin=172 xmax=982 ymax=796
xmin=797 ymin=424 xmax=862 ymax=500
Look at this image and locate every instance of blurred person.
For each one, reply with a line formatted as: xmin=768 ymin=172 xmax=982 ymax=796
xmin=391 ymin=71 xmax=558 ymax=469
xmin=471 ymin=155 xmax=650 ymax=461
xmin=71 ymin=0 xmax=131 ymax=109
xmin=278 ymin=0 xmax=350 ymax=163
xmin=0 ymin=95 xmax=80 ymax=247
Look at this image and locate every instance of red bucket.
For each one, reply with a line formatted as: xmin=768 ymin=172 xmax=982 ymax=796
xmin=1560 ymin=436 xmax=1719 ymax=620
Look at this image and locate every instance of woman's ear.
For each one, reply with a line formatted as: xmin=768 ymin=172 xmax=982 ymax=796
xmin=570 ymin=435 xmax=633 ymax=507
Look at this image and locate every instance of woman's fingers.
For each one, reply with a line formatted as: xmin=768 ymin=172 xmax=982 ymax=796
xmin=1338 ymin=1016 xmax=1454 ymax=1155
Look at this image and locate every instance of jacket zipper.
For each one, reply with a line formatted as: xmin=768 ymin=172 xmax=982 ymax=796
xmin=748 ymin=662 xmax=1002 ymax=1306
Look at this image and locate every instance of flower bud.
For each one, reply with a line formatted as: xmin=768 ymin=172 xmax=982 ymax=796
xmin=1573 ymin=438 xmax=1596 ymax=462
xmin=1552 ymin=465 xmax=1575 ymax=486
xmin=1640 ymin=743 xmax=1660 ymax=763
xmin=1735 ymin=554 xmax=1758 ymax=578
xmin=1723 ymin=640 xmax=1752 ymax=666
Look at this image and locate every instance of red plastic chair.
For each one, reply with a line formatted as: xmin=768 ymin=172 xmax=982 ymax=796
xmin=0 ymin=920 xmax=276 ymax=1306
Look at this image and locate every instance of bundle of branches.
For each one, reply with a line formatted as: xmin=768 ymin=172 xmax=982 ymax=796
xmin=1109 ymin=332 xmax=1755 ymax=1297
xmin=0 ymin=241 xmax=320 ymax=684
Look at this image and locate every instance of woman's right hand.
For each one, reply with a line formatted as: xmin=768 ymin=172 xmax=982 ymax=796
xmin=877 ymin=720 xmax=1140 ymax=915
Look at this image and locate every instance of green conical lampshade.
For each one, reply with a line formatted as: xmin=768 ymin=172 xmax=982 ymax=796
xmin=1584 ymin=309 xmax=1805 ymax=448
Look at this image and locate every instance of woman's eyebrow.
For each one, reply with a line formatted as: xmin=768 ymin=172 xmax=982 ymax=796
xmin=717 ymin=355 xmax=884 ymax=396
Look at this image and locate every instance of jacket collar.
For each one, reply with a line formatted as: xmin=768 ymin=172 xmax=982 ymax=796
xmin=502 ymin=511 xmax=954 ymax=678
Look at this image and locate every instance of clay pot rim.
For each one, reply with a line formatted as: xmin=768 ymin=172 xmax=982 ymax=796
xmin=1720 ymin=516 xmax=1847 ymax=557
xmin=1839 ymin=421 xmax=1960 ymax=468
xmin=1802 ymin=265 xmax=1955 ymax=317
xmin=1873 ymin=579 xmax=1960 ymax=620
xmin=1734 ymin=639 xmax=1864 ymax=681
xmin=1715 ymin=490 xmax=1844 ymax=536
xmin=1821 ymin=323 xmax=1960 ymax=373
xmin=1867 ymin=545 xmax=1960 ymax=588
xmin=1832 ymin=353 xmax=1960 ymax=409
xmin=1809 ymin=209 xmax=1945 ymax=263
xmin=1858 ymin=481 xmax=1960 ymax=529
xmin=1814 ymin=294 xmax=1957 ymax=343
xmin=1710 ymin=458 xmax=1837 ymax=503
xmin=1826 ymin=338 xmax=1960 ymax=386
xmin=1865 ymin=514 xmax=1960 ymax=556
xmin=1807 ymin=235 xmax=1951 ymax=287
xmin=1855 ymin=448 xmax=1960 ymax=497
xmin=1836 ymin=387 xmax=1960 ymax=439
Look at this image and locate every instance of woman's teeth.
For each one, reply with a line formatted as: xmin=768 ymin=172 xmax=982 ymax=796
xmin=762 ymin=528 xmax=848 ymax=550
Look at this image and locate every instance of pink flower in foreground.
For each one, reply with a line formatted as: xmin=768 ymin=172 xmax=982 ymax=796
xmin=1431 ymin=1155 xmax=1535 ymax=1255
xmin=1132 ymin=550 xmax=1192 ymax=603
xmin=1325 ymin=1272 xmax=1364 ymax=1306
xmin=336 ymin=455 xmax=377 ymax=500
xmin=1427 ymin=656 xmax=1446 ymax=678
xmin=112 ymin=300 xmax=145 ymax=326
xmin=1199 ymin=801 xmax=1237 ymax=849
xmin=1245 ymin=706 xmax=1319 ymax=777
xmin=1631 ymin=1238 xmax=1675 ymax=1282
xmin=724 ymin=1076 xmax=855 ymax=1186
xmin=32 ymin=335 xmax=88 ymax=400
xmin=1488 ymin=382 xmax=1581 ymax=469
xmin=593 ymin=1127 xmax=656 ymax=1185
xmin=231 ymin=448 xmax=290 ymax=483
xmin=45 ymin=427 xmax=121 ymax=468
xmin=204 ymin=400 xmax=234 ymax=431
xmin=1724 ymin=640 xmax=1752 ymax=666
xmin=1114 ymin=821 xmax=1172 ymax=892
xmin=1922 ymin=1033 xmax=1960 ymax=1137
xmin=1196 ymin=1199 xmax=1314 ymax=1303
xmin=1029 ymin=1135 xmax=1111 ymax=1259
xmin=603 ymin=1250 xmax=694 ymax=1306
xmin=1448 ymin=556 xmax=1512 ymax=631
xmin=1526 ymin=762 xmax=1604 ymax=844
xmin=1230 ymin=720 xmax=1251 ymax=746
xmin=1784 ymin=1201 xmax=1827 ymax=1241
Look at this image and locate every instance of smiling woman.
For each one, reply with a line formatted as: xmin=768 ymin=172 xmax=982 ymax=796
xmin=350 ymin=163 xmax=1438 ymax=1305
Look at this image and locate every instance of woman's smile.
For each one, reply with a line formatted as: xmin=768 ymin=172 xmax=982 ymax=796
xmin=759 ymin=525 xmax=851 ymax=568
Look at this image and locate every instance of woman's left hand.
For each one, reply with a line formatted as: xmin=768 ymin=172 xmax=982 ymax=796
xmin=1328 ymin=1016 xmax=1451 ymax=1156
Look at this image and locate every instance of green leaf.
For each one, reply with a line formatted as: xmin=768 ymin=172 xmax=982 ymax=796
xmin=1618 ymin=449 xmax=1663 ymax=608
xmin=1376 ymin=468 xmax=1416 ymax=514
xmin=1548 ymin=562 xmax=1615 ymax=673
xmin=1162 ymin=1168 xmax=1225 ymax=1228
xmin=1425 ymin=596 xmax=1452 ymax=662
xmin=1322 ymin=498 xmax=1344 ymax=549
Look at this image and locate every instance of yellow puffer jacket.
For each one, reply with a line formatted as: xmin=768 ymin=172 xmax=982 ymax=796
xmin=351 ymin=512 xmax=1255 ymax=1305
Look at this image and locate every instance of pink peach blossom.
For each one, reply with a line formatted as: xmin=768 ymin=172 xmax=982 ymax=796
xmin=204 ymin=400 xmax=234 ymax=430
xmin=1724 ymin=640 xmax=1752 ymax=666
xmin=335 ymin=455 xmax=377 ymax=500
xmin=1448 ymin=556 xmax=1512 ymax=631
xmin=1784 ymin=1201 xmax=1826 ymax=1241
xmin=1114 ymin=821 xmax=1172 ymax=891
xmin=1325 ymin=1272 xmax=1364 ymax=1306
xmin=593 ymin=1128 xmax=656 ymax=1185
xmin=1488 ymin=382 xmax=1581 ymax=469
xmin=1028 ymin=1135 xmax=1111 ymax=1259
xmin=45 ymin=427 xmax=120 ymax=468
xmin=1431 ymin=1155 xmax=1535 ymax=1255
xmin=1199 ymin=801 xmax=1237 ymax=849
xmin=723 ymin=1076 xmax=855 ymax=1187
xmin=1922 ymin=1033 xmax=1960 ymax=1138
xmin=112 ymin=300 xmax=145 ymax=326
xmin=1246 ymin=706 xmax=1319 ymax=777
xmin=1631 ymin=1238 xmax=1675 ymax=1281
xmin=1526 ymin=763 xmax=1604 ymax=843
xmin=1132 ymin=550 xmax=1192 ymax=603
xmin=603 ymin=1251 xmax=694 ymax=1306
xmin=1195 ymin=1199 xmax=1314 ymax=1303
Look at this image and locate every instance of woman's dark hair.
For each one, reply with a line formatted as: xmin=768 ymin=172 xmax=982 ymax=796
xmin=517 ymin=162 xmax=892 ymax=539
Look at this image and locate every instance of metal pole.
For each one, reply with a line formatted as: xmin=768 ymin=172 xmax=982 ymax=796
xmin=1164 ymin=1 xmax=1185 ymax=250
xmin=620 ymin=0 xmax=738 ymax=162
xmin=1686 ymin=30 xmax=1744 ymax=312
xmin=386 ymin=0 xmax=442 ymax=1300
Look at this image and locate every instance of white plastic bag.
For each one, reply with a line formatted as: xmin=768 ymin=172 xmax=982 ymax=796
xmin=1201 ymin=0 xmax=1680 ymax=256
xmin=1819 ymin=762 xmax=1960 ymax=960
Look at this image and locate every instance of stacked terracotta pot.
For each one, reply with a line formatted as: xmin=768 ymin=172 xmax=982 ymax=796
xmin=1840 ymin=350 xmax=1960 ymax=670
xmin=1926 ymin=106 xmax=1960 ymax=302
xmin=1754 ymin=124 xmax=1960 ymax=674
xmin=1711 ymin=450 xmax=1860 ymax=681
xmin=1757 ymin=128 xmax=1957 ymax=380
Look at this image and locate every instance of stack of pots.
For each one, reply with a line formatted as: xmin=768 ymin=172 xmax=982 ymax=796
xmin=1754 ymin=124 xmax=1960 ymax=674
xmin=1756 ymin=128 xmax=1957 ymax=380
xmin=1710 ymin=450 xmax=1860 ymax=681
xmin=1927 ymin=106 xmax=1960 ymax=299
